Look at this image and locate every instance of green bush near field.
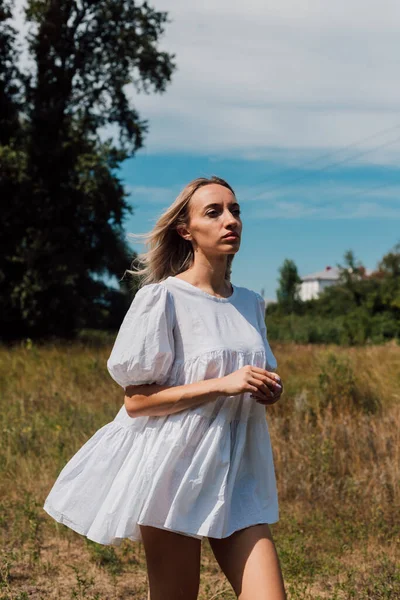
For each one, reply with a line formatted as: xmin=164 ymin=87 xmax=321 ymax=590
xmin=266 ymin=311 xmax=400 ymax=345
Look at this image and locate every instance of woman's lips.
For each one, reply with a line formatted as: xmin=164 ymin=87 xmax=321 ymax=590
xmin=222 ymin=234 xmax=240 ymax=240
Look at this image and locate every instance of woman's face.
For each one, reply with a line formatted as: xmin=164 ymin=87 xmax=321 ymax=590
xmin=179 ymin=183 xmax=242 ymax=256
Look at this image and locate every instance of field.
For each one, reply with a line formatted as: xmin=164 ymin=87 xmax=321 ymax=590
xmin=0 ymin=337 xmax=399 ymax=599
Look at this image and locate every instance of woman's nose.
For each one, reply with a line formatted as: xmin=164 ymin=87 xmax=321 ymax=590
xmin=225 ymin=211 xmax=239 ymax=225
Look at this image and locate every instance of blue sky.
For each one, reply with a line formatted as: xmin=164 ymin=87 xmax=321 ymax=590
xmin=113 ymin=0 xmax=400 ymax=301
xmin=119 ymin=154 xmax=399 ymax=301
xmin=14 ymin=0 xmax=400 ymax=300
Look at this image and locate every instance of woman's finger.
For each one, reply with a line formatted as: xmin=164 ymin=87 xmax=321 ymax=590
xmin=251 ymin=371 xmax=281 ymax=393
xmin=250 ymin=366 xmax=281 ymax=382
xmin=248 ymin=377 xmax=275 ymax=400
xmin=253 ymin=389 xmax=282 ymax=405
xmin=251 ymin=384 xmax=283 ymax=404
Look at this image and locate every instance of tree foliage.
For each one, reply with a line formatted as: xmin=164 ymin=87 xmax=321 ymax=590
xmin=267 ymin=244 xmax=400 ymax=345
xmin=276 ymin=258 xmax=302 ymax=315
xmin=0 ymin=0 xmax=176 ymax=340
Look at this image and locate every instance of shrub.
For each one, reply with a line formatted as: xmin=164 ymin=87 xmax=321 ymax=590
xmin=317 ymin=351 xmax=381 ymax=415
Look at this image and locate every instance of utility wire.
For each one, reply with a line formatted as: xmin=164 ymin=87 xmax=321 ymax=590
xmin=244 ymin=120 xmax=400 ymax=197
xmin=316 ymin=179 xmax=400 ymax=209
xmin=249 ymin=134 xmax=400 ymax=201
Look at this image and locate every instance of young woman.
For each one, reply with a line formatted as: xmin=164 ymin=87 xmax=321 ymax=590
xmin=43 ymin=175 xmax=286 ymax=599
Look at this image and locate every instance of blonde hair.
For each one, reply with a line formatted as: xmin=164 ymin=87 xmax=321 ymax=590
xmin=125 ymin=176 xmax=237 ymax=288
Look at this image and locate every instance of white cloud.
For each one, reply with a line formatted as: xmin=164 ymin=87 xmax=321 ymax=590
xmin=126 ymin=185 xmax=180 ymax=204
xmin=245 ymin=194 xmax=400 ymax=219
xmin=12 ymin=0 xmax=400 ymax=164
xmin=128 ymin=0 xmax=400 ymax=160
xmin=246 ymin=200 xmax=400 ymax=219
xmin=240 ymin=178 xmax=400 ymax=219
xmin=239 ymin=178 xmax=400 ymax=203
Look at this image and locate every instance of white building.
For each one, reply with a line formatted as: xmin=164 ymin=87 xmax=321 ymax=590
xmin=298 ymin=265 xmax=374 ymax=301
xmin=298 ymin=265 xmax=341 ymax=301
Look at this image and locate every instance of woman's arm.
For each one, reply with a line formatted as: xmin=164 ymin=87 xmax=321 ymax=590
xmin=124 ymin=365 xmax=281 ymax=418
xmin=124 ymin=378 xmax=224 ymax=418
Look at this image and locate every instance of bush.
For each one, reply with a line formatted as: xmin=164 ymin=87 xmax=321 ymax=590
xmin=369 ymin=312 xmax=400 ymax=344
xmin=317 ymin=351 xmax=381 ymax=415
xmin=266 ymin=311 xmax=400 ymax=346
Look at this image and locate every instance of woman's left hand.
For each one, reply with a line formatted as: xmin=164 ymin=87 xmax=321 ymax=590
xmin=251 ymin=378 xmax=283 ymax=405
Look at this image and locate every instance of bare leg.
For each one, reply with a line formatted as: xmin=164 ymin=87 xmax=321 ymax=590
xmin=139 ymin=524 xmax=202 ymax=600
xmin=208 ymin=523 xmax=286 ymax=599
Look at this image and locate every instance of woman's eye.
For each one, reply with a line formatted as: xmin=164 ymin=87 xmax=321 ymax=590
xmin=206 ymin=209 xmax=241 ymax=217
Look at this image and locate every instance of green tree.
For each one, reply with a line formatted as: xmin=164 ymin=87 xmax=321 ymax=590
xmin=276 ymin=258 xmax=302 ymax=314
xmin=0 ymin=0 xmax=21 ymax=144
xmin=0 ymin=0 xmax=176 ymax=340
xmin=377 ymin=242 xmax=400 ymax=314
xmin=336 ymin=250 xmax=366 ymax=308
xmin=0 ymin=0 xmax=29 ymax=334
xmin=377 ymin=242 xmax=400 ymax=278
xmin=267 ymin=243 xmax=400 ymax=345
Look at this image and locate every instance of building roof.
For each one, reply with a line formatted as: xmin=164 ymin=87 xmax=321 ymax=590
xmin=301 ymin=265 xmax=374 ymax=282
xmin=301 ymin=266 xmax=341 ymax=281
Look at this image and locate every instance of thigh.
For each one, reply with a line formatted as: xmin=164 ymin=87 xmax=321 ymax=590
xmin=208 ymin=523 xmax=286 ymax=600
xmin=140 ymin=524 xmax=202 ymax=600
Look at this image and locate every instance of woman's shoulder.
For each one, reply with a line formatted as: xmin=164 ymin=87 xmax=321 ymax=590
xmin=134 ymin=280 xmax=173 ymax=301
xmin=125 ymin=281 xmax=175 ymax=319
xmin=234 ymin=283 xmax=260 ymax=302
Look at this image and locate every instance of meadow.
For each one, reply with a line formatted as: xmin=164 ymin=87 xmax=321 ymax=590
xmin=0 ymin=336 xmax=399 ymax=599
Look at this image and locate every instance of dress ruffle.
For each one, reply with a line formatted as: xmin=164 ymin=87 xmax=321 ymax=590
xmin=43 ymin=349 xmax=279 ymax=545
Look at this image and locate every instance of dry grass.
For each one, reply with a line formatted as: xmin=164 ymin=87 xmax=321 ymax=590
xmin=0 ymin=338 xmax=399 ymax=599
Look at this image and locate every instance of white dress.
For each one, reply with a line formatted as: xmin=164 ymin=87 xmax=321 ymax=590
xmin=43 ymin=276 xmax=279 ymax=546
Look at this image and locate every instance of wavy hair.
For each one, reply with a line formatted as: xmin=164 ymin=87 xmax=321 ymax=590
xmin=125 ymin=175 xmax=237 ymax=288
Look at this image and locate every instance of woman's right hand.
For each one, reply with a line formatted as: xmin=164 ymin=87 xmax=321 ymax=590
xmin=219 ymin=365 xmax=282 ymax=403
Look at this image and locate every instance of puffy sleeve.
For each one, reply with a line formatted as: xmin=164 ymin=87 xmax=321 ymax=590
xmin=254 ymin=292 xmax=278 ymax=371
xmin=107 ymin=283 xmax=176 ymax=390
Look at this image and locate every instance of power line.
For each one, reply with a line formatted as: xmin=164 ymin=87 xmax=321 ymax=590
xmin=244 ymin=120 xmax=400 ymax=197
xmin=248 ymin=133 xmax=400 ymax=201
xmin=316 ymin=179 xmax=400 ymax=209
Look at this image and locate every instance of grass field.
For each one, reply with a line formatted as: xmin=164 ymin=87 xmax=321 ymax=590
xmin=0 ymin=337 xmax=399 ymax=599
